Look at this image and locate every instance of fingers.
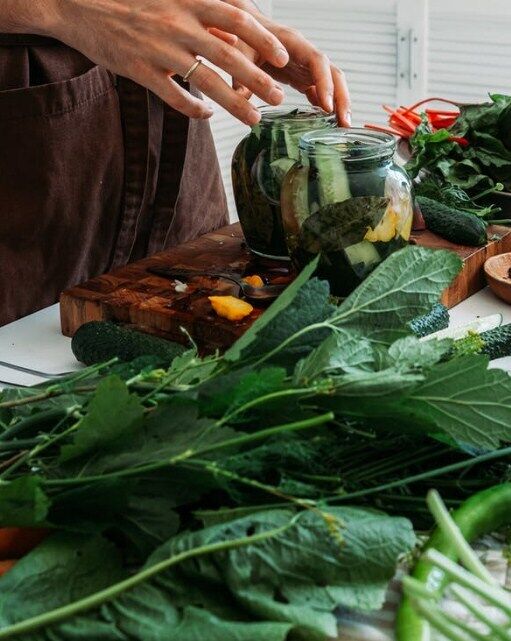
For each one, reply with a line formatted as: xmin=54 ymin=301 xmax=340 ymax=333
xmin=198 ymin=32 xmax=283 ymax=105
xmin=332 ymin=65 xmax=351 ymax=126
xmin=176 ymin=56 xmax=261 ymax=125
xmin=207 ymin=27 xmax=238 ymax=46
xmin=142 ymin=67 xmax=214 ymax=119
xmin=199 ymin=1 xmax=289 ymax=69
xmin=309 ymin=52 xmax=334 ymax=113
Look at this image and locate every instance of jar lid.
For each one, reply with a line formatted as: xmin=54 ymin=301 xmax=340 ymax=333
xmin=299 ymin=127 xmax=396 ymax=162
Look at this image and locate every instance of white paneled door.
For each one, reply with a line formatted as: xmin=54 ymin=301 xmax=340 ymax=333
xmin=208 ymin=0 xmax=511 ymax=220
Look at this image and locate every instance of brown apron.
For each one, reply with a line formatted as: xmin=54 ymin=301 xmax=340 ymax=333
xmin=0 ymin=35 xmax=228 ymax=327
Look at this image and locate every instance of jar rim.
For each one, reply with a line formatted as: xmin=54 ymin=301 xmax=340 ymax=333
xmin=299 ymin=127 xmax=396 ymax=161
xmin=258 ymin=104 xmax=335 ymax=124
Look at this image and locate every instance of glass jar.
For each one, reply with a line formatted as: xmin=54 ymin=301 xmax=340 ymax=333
xmin=281 ymin=128 xmax=414 ymax=295
xmin=232 ymin=105 xmax=336 ymax=260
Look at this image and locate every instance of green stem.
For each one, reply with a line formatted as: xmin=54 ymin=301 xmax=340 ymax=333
xmin=251 ymin=322 xmax=328 ymax=368
xmin=425 ymin=550 xmax=511 ymax=617
xmin=450 ymin=585 xmax=511 ymax=641
xmin=44 ymin=413 xmax=335 ymax=488
xmin=327 ymin=445 xmax=511 ymax=503
xmin=196 ymin=412 xmax=334 ymax=460
xmin=487 ymin=219 xmax=511 ymax=225
xmin=427 ymin=490 xmax=495 ymax=585
xmin=1 ymin=411 xmax=81 ymax=480
xmin=0 ymin=517 xmax=298 ymax=639
xmin=217 ymin=387 xmax=325 ymax=426
xmin=0 ymin=438 xmax=43 ymax=452
xmin=473 ymin=183 xmax=504 ymax=201
xmin=0 ymin=408 xmax=75 ymax=442
xmin=409 ymin=596 xmax=478 ymax=641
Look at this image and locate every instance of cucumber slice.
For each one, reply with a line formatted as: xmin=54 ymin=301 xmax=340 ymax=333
xmin=421 ymin=313 xmax=503 ymax=342
xmin=270 ymin=157 xmax=297 ymax=186
xmin=344 ymin=240 xmax=381 ymax=273
xmin=315 ymin=147 xmax=351 ymax=206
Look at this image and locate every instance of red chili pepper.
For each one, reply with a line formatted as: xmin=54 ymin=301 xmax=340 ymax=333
xmin=403 ymin=97 xmax=460 ymax=114
xmin=448 ymin=136 xmax=469 ymax=147
xmin=425 ymin=108 xmax=460 ymax=117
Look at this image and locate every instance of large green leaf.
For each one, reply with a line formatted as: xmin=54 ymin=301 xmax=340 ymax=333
xmin=331 ymin=246 xmax=462 ymax=343
xmin=0 ymin=532 xmax=125 ymax=626
xmin=225 ymin=257 xmax=333 ymax=364
xmin=59 ymin=376 xmax=144 ymax=463
xmin=61 ymin=401 xmax=236 ymax=477
xmin=0 ymin=476 xmax=50 ymax=527
xmin=334 ymin=355 xmax=511 ymax=450
xmin=0 ymin=508 xmax=414 ymax=641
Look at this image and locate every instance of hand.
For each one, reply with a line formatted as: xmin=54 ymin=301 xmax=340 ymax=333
xmin=40 ymin=0 xmax=292 ymax=125
xmin=225 ymin=0 xmax=352 ymax=126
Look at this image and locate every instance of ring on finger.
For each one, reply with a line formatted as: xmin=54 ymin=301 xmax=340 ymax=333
xmin=183 ymin=58 xmax=203 ymax=83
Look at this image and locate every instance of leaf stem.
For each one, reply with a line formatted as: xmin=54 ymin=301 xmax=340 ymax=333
xmin=0 ymin=517 xmax=299 ymax=639
xmin=327 ymin=445 xmax=511 ymax=503
xmin=427 ymin=490 xmax=495 ymax=585
xmin=217 ymin=386 xmax=326 ymax=426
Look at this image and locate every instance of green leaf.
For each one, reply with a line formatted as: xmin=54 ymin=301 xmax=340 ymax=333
xmin=0 ymin=532 xmax=125 ymax=627
xmin=331 ymin=246 xmax=462 ymax=343
xmin=294 ymin=329 xmax=374 ymax=384
xmin=5 ymin=508 xmax=414 ymax=641
xmin=387 ymin=336 xmax=452 ymax=371
xmin=200 ymin=367 xmax=287 ymax=418
xmin=403 ymin=355 xmax=511 ymax=449
xmin=0 ymin=476 xmax=50 ymax=527
xmin=62 ymin=401 xmax=236 ymax=476
xmin=335 ymin=355 xmax=511 ymax=450
xmin=59 ymin=376 xmax=144 ymax=463
xmin=225 ymin=256 xmax=325 ymax=363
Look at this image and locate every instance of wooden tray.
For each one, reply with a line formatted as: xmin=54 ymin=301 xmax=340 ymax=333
xmin=60 ymin=223 xmax=511 ymax=350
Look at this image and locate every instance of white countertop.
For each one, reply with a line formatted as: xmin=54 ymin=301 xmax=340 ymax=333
xmin=0 ymin=288 xmax=510 ymax=389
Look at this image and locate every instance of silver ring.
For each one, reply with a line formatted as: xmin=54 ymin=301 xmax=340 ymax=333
xmin=183 ymin=59 xmax=202 ymax=83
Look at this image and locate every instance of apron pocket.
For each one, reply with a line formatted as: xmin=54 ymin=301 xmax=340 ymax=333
xmin=0 ymin=63 xmax=124 ymax=325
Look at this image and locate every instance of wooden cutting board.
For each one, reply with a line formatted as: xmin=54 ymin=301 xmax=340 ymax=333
xmin=60 ymin=223 xmax=511 ymax=351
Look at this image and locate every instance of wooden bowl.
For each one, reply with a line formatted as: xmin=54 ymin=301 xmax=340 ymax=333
xmin=485 ymin=253 xmax=511 ymax=304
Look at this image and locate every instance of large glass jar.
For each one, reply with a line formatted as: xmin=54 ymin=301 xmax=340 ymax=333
xmin=232 ymin=105 xmax=336 ymax=260
xmin=281 ymin=128 xmax=414 ymax=295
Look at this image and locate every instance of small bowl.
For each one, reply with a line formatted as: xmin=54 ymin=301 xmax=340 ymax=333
xmin=485 ymin=253 xmax=511 ymax=304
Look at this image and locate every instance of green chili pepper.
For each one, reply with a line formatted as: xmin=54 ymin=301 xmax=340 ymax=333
xmin=396 ymin=484 xmax=511 ymax=641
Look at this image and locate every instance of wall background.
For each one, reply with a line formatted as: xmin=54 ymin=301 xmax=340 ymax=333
xmin=208 ymin=0 xmax=511 ymax=221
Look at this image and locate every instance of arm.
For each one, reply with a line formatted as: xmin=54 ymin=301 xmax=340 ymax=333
xmin=0 ymin=0 xmax=57 ymax=34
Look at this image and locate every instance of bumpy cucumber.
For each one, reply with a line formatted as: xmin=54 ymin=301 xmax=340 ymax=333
xmin=409 ymin=303 xmax=450 ymax=338
xmin=72 ymin=321 xmax=186 ymax=366
xmin=417 ymin=196 xmax=487 ymax=246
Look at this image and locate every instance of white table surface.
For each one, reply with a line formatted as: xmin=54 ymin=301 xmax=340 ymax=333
xmin=0 ymin=289 xmax=510 ymax=389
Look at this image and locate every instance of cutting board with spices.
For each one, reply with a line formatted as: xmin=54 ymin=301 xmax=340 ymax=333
xmin=60 ymin=223 xmax=511 ymax=350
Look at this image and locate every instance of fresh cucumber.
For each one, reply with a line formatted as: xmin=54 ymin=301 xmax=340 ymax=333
xmin=409 ymin=303 xmax=450 ymax=338
xmin=72 ymin=321 xmax=186 ymax=366
xmin=452 ymin=323 xmax=511 ymax=360
xmin=416 ymin=196 xmax=487 ymax=246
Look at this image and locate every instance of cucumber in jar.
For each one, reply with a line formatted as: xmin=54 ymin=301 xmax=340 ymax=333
xmin=314 ymin=142 xmax=352 ymax=206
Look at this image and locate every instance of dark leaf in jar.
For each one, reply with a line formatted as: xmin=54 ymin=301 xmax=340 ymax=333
xmin=300 ymin=197 xmax=390 ymax=253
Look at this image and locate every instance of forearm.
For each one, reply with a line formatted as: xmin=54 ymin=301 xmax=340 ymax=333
xmin=0 ymin=0 xmax=57 ymax=35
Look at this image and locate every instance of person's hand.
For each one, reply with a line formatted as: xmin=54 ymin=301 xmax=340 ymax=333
xmin=225 ymin=0 xmax=351 ymax=126
xmin=40 ymin=0 xmax=293 ymax=125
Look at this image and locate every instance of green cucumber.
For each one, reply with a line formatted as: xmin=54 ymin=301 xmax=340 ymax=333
xmin=72 ymin=321 xmax=186 ymax=366
xmin=409 ymin=303 xmax=450 ymax=338
xmin=480 ymin=323 xmax=511 ymax=359
xmin=417 ymin=196 xmax=487 ymax=246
